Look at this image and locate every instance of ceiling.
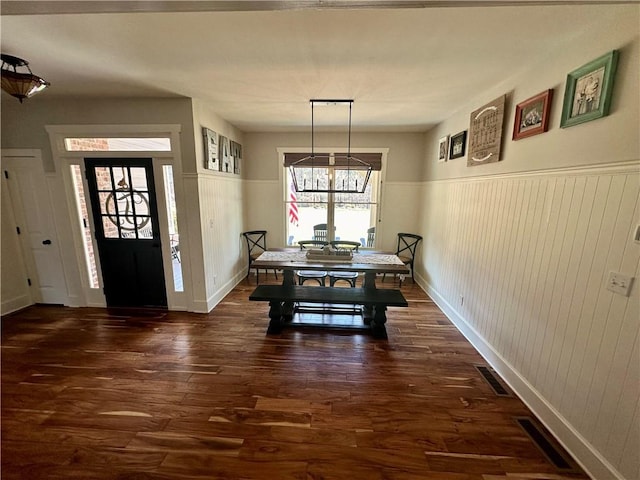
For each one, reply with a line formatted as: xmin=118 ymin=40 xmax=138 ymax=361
xmin=0 ymin=1 xmax=631 ymax=132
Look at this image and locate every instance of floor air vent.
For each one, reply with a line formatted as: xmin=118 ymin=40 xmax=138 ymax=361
xmin=515 ymin=416 xmax=577 ymax=471
xmin=474 ymin=365 xmax=511 ymax=396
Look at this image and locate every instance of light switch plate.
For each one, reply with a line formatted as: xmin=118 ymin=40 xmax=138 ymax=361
xmin=606 ymin=271 xmax=634 ymax=297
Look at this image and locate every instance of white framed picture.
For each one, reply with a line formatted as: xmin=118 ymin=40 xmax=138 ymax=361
xmin=438 ymin=135 xmax=449 ymax=163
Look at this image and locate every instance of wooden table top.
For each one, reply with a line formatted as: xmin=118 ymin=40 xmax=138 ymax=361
xmin=251 ymin=250 xmax=410 ymax=275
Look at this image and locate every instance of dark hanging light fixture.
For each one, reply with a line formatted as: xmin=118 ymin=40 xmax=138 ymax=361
xmin=1 ymin=53 xmax=50 ymax=103
xmin=289 ymin=99 xmax=372 ymax=194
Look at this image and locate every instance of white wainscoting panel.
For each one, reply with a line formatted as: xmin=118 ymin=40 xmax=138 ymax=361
xmin=198 ymin=174 xmax=245 ymax=311
xmin=418 ymin=162 xmax=639 ymax=480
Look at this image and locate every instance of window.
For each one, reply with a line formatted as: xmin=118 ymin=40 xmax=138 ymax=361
xmin=284 ymin=152 xmax=380 ymax=248
xmin=64 ymin=137 xmax=171 ymax=152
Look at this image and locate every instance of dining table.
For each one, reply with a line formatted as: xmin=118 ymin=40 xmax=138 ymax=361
xmin=249 ymin=249 xmax=410 ymax=337
xmin=250 ymin=249 xmax=410 ymax=288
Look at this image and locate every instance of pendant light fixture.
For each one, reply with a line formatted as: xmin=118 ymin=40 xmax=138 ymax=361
xmin=1 ymin=54 xmax=50 ymax=103
xmin=289 ymin=99 xmax=372 ymax=194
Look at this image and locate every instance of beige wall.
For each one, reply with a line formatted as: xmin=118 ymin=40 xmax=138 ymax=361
xmin=244 ymin=131 xmax=425 ymax=182
xmin=417 ymin=7 xmax=639 ymax=480
xmin=0 ymin=97 xmax=196 ymax=172
xmin=242 ymin=131 xmax=425 ymax=249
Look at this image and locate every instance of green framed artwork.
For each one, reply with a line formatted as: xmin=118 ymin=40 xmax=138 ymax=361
xmin=560 ymin=50 xmax=618 ymax=128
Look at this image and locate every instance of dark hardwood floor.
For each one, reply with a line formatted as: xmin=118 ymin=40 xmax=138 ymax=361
xmin=1 ymin=275 xmax=590 ymax=479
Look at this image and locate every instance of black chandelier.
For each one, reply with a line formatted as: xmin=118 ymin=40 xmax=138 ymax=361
xmin=289 ymin=99 xmax=372 ymax=194
xmin=1 ymin=54 xmax=50 ymax=103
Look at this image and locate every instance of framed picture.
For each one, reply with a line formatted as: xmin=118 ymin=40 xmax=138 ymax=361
xmin=468 ymin=95 xmax=505 ymax=167
xmin=449 ymin=130 xmax=467 ymax=159
xmin=560 ymin=50 xmax=619 ymax=128
xmin=512 ymin=89 xmax=553 ymax=140
xmin=202 ymin=127 xmax=219 ymax=171
xmin=438 ymin=135 xmax=449 ymax=162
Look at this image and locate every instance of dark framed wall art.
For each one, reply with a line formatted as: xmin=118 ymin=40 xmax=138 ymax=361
xmin=449 ymin=130 xmax=467 ymax=159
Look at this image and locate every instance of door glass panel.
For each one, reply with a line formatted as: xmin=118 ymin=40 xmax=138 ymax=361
xmin=70 ymin=165 xmax=100 ymax=288
xmin=162 ymin=165 xmax=183 ymax=292
xmin=137 ymin=220 xmax=153 ymax=238
xmin=128 ymin=191 xmax=150 ymax=216
xmin=95 ymin=166 xmax=114 ymax=190
xmin=98 ymin=192 xmax=116 ymax=216
xmin=102 ymin=216 xmax=120 ymax=238
xmin=130 ymin=167 xmax=148 ymax=191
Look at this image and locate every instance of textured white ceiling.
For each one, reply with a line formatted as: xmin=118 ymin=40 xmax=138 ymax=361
xmin=0 ymin=1 xmax=627 ymax=131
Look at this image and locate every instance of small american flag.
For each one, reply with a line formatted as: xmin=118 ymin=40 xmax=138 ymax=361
xmin=288 ymin=183 xmax=299 ymax=226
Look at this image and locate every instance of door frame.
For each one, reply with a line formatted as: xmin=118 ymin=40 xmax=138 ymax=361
xmin=44 ymin=124 xmax=191 ymax=311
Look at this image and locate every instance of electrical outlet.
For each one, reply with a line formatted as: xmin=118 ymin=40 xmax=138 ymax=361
xmin=459 ymin=294 xmax=464 ymax=306
xmin=606 ymin=271 xmax=634 ymax=297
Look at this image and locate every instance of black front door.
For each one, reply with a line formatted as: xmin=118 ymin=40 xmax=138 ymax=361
xmin=85 ymin=158 xmax=167 ymax=308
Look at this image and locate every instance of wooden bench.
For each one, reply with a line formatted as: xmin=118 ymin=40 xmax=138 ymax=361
xmin=249 ymin=285 xmax=408 ymax=339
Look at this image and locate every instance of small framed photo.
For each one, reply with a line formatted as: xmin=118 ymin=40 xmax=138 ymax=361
xmin=438 ymin=135 xmax=449 ymax=162
xmin=513 ymin=89 xmax=553 ymax=140
xmin=449 ymin=130 xmax=467 ymax=159
xmin=203 ymin=127 xmax=219 ymax=171
xmin=560 ymin=50 xmax=618 ymax=128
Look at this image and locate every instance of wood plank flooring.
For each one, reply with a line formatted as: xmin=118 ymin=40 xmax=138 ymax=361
xmin=1 ymin=275 xmax=590 ymax=479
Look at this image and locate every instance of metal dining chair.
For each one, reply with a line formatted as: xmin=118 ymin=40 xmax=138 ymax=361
xmin=366 ymin=226 xmax=375 ymax=248
xmin=328 ymin=240 xmax=360 ymax=287
xmin=383 ymin=232 xmax=422 ymax=286
xmin=241 ymin=230 xmax=277 ymax=284
xmin=296 ymin=240 xmax=328 ymax=286
xmin=313 ymin=223 xmax=329 ymax=242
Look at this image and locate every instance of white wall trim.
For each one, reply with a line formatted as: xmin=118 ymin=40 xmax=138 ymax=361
xmin=204 ymin=269 xmax=246 ymax=313
xmin=417 ymin=273 xmax=625 ymax=480
xmin=426 ymin=160 xmax=640 ymax=185
xmin=1 ymin=294 xmax=32 ymax=316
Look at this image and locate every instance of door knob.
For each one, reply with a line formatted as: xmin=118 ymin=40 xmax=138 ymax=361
xmin=42 ymin=239 xmax=52 ymax=245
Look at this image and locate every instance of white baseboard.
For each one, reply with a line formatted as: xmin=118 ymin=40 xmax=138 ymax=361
xmin=415 ymin=273 xmax=623 ymax=480
xmin=1 ymin=295 xmax=32 ymax=316
xmin=204 ymin=269 xmax=247 ymax=313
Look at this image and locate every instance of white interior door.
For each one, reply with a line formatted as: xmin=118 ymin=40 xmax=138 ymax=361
xmin=3 ymin=154 xmax=68 ymax=304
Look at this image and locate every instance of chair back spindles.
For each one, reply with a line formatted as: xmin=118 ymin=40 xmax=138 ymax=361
xmin=241 ymin=230 xmax=277 ymax=283
xmin=366 ymin=226 xmax=375 ymax=248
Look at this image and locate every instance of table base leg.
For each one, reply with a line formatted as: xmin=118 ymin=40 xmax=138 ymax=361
xmin=266 ymin=300 xmax=283 ymax=335
xmin=370 ymin=305 xmax=388 ymax=339
xmin=362 ymin=304 xmax=373 ymax=325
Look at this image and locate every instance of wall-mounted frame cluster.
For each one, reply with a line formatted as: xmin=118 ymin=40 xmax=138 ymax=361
xmin=437 ymin=50 xmax=619 ymax=166
xmin=203 ymin=127 xmax=242 ymax=175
